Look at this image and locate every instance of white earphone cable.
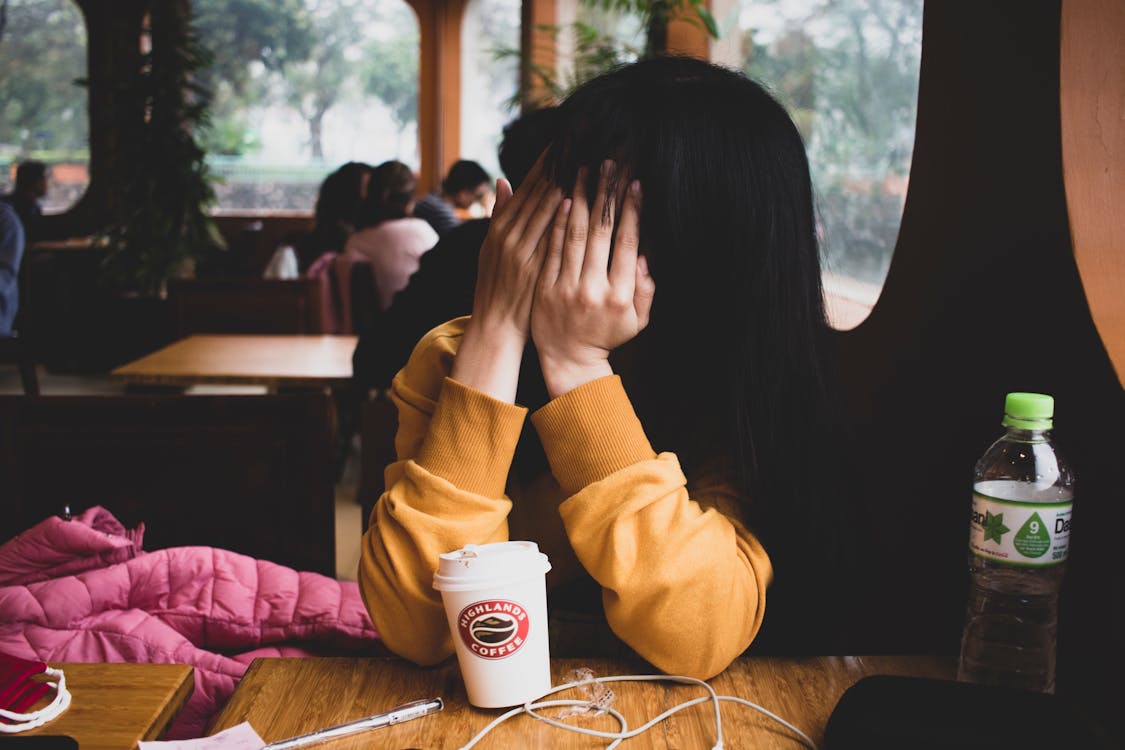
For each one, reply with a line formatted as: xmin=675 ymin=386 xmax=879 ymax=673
xmin=457 ymin=673 xmax=818 ymax=750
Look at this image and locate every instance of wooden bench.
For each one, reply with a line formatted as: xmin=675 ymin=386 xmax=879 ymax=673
xmin=168 ymin=277 xmax=327 ymax=336
xmin=0 ymin=393 xmax=337 ymax=575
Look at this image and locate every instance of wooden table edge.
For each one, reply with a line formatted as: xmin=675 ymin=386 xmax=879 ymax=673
xmin=206 ymin=658 xmax=266 ymax=734
xmin=108 ymin=371 xmax=347 ymax=389
xmin=144 ymin=664 xmax=196 ymax=741
xmin=24 ymin=663 xmax=195 ymax=745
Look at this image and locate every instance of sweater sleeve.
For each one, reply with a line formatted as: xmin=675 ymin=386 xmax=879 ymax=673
xmin=357 ymin=318 xmax=527 ymax=665
xmin=531 ymin=375 xmax=772 ymax=680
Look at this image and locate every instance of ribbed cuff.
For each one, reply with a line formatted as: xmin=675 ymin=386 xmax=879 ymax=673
xmin=531 ymin=375 xmax=655 ymax=495
xmin=416 ymin=377 xmax=528 ymax=497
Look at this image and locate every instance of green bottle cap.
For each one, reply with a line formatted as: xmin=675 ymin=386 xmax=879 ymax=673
xmin=1001 ymin=392 xmax=1054 ymax=430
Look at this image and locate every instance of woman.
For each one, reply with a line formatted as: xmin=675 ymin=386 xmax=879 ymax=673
xmin=345 ymin=160 xmax=438 ymax=310
xmin=359 ymin=57 xmax=856 ymax=680
xmin=290 ymin=161 xmax=373 ymax=272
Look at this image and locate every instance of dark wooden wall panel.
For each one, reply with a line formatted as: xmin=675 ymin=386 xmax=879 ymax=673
xmin=0 ymin=394 xmax=337 ymax=576
xmin=836 ymin=0 xmax=1121 ymax=725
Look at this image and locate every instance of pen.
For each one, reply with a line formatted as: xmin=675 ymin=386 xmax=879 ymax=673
xmin=261 ymin=697 xmax=443 ymax=749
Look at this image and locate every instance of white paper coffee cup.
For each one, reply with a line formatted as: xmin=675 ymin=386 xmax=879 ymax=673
xmin=432 ymin=541 xmax=552 ymax=708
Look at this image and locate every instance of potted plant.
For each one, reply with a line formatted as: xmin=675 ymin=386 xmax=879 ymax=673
xmin=514 ymin=0 xmax=720 ymax=107
xmin=100 ymin=0 xmax=225 ymax=299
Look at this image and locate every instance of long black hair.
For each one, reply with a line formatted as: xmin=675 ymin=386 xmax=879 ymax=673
xmin=359 ymin=160 xmax=418 ymax=228
xmin=537 ymin=57 xmax=859 ymax=650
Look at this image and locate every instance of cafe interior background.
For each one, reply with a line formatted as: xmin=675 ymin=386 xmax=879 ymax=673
xmin=0 ymin=0 xmax=1121 ymax=740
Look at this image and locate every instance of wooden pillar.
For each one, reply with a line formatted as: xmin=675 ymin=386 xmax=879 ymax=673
xmin=520 ymin=0 xmax=558 ymax=109
xmin=407 ymin=0 xmax=468 ymax=194
xmin=1060 ymin=0 xmax=1125 ymax=387
xmin=666 ymin=4 xmax=711 ymax=60
xmin=45 ymin=0 xmax=147 ymax=239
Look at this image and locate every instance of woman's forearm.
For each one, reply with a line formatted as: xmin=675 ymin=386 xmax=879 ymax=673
xmin=449 ymin=317 xmax=526 ymax=404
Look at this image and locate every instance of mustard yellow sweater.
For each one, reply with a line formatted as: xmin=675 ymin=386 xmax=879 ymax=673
xmin=358 ymin=317 xmax=772 ymax=680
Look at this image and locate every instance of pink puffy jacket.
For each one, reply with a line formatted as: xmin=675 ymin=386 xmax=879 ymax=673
xmin=0 ymin=507 xmax=380 ymax=739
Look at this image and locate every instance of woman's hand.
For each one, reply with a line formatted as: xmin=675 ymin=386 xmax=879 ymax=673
xmin=451 ymin=162 xmax=563 ymax=403
xmin=532 ymin=160 xmax=657 ymax=399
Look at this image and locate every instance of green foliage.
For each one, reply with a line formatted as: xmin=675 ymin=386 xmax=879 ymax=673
xmin=193 ymin=0 xmax=313 ymax=95
xmin=743 ymin=0 xmax=923 ymax=283
xmin=202 ymin=108 xmax=262 ymax=156
xmin=100 ymin=2 xmax=225 ymax=297
xmin=511 ymin=0 xmax=719 ymax=107
xmin=0 ymin=0 xmax=88 ymax=156
xmin=510 ymin=19 xmax=641 ymax=108
xmin=193 ymin=0 xmax=314 ymax=157
xmin=281 ymin=0 xmax=367 ymax=160
xmin=192 ymin=0 xmax=422 ymax=162
xmin=362 ymin=24 xmax=418 ymax=131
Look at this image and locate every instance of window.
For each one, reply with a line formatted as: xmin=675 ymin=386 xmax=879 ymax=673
xmin=729 ymin=0 xmax=923 ymax=329
xmin=193 ymin=0 xmax=420 ymax=212
xmin=460 ymin=0 xmax=521 ymax=183
xmin=0 ymin=0 xmax=89 ymax=214
xmin=552 ymin=0 xmax=643 ymax=100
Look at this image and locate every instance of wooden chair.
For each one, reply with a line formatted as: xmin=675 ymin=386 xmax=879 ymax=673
xmin=0 ymin=335 xmax=39 ymax=395
xmin=0 ymin=393 xmax=337 ymax=575
xmin=167 ymin=277 xmax=327 ymax=336
xmin=347 ymin=259 xmax=381 ymax=336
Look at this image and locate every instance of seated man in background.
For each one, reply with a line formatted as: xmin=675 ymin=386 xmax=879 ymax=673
xmin=1 ymin=160 xmax=48 ymax=245
xmin=412 ymin=159 xmax=491 ymax=237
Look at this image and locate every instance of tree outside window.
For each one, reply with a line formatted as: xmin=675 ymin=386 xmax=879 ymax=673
xmin=194 ymin=0 xmax=420 ymax=212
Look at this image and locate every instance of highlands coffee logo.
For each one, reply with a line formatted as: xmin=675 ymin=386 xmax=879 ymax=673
xmin=457 ymin=599 xmax=531 ymax=659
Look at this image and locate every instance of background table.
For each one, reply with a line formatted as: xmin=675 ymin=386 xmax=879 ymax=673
xmin=111 ymin=334 xmax=357 ymax=390
xmin=24 ymin=662 xmax=193 ymax=749
xmin=210 ymin=655 xmax=953 ymax=748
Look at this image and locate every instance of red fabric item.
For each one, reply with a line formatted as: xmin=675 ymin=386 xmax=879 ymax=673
xmin=0 ymin=652 xmax=50 ymax=722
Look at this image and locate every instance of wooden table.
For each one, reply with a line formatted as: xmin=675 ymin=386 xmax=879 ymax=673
xmin=23 ymin=662 xmax=193 ymax=749
xmin=210 ymin=656 xmax=954 ymax=748
xmin=111 ymin=334 xmax=358 ymax=390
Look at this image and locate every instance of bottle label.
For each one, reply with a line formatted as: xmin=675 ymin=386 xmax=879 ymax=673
xmin=968 ymin=492 xmax=1072 ymax=566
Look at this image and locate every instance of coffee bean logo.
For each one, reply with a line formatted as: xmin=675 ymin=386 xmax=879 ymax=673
xmin=456 ymin=599 xmax=532 ymax=660
xmin=471 ymin=616 xmax=517 ymax=644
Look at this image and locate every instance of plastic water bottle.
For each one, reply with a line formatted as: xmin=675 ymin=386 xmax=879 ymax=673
xmin=957 ymin=392 xmax=1074 ymax=693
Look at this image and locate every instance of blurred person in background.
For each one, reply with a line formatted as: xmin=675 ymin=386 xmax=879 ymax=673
xmin=412 ymin=160 xmax=491 ymax=237
xmin=264 ymin=161 xmax=374 ymax=279
xmin=344 ymin=160 xmax=437 ymax=311
xmin=1 ymin=161 xmax=48 ymax=244
xmin=0 ymin=201 xmax=26 ymax=336
xmin=352 ymin=107 xmax=558 ymax=392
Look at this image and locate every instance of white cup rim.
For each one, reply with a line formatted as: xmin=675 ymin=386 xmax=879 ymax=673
xmin=432 ymin=541 xmax=551 ymax=592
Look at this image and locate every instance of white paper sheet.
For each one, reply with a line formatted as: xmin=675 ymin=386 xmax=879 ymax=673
xmin=137 ymin=722 xmax=265 ymax=750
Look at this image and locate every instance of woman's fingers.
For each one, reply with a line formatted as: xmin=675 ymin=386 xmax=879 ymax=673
xmin=581 ymin=160 xmax=616 ymax=278
xmin=521 ymin=183 xmax=565 ymax=256
xmin=492 ymin=177 xmax=514 ymax=216
xmin=559 ymin=167 xmax=590 ymax=281
xmin=490 ymin=150 xmax=546 ymax=226
xmin=502 ymin=175 xmax=559 ymax=250
xmin=634 ymin=254 xmax=656 ymax=329
xmin=540 ymin=198 xmax=572 ymax=288
xmin=608 ymin=179 xmax=641 ymax=294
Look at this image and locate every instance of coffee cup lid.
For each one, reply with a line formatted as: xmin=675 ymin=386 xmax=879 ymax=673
xmin=432 ymin=541 xmax=551 ymax=592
